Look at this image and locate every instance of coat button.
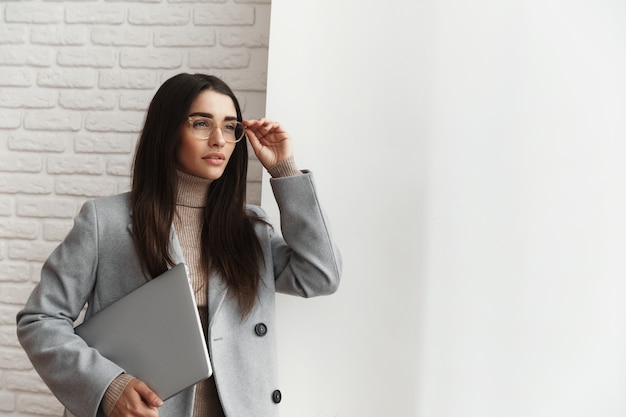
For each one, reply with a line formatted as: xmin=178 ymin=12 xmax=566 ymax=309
xmin=272 ymin=389 xmax=282 ymax=404
xmin=254 ymin=323 xmax=267 ymax=337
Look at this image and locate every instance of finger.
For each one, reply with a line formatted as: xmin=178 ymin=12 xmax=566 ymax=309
xmin=242 ymin=120 xmax=264 ymax=139
xmin=110 ymin=381 xmax=161 ymax=417
xmin=132 ymin=380 xmax=163 ymax=408
xmin=245 ymin=118 xmax=277 ymax=133
xmin=244 ymin=119 xmax=289 ymax=148
xmin=244 ymin=127 xmax=264 ymax=155
xmin=262 ymin=120 xmax=280 ymax=133
xmin=245 ymin=126 xmax=272 ymax=146
xmin=243 ymin=123 xmax=259 ymax=143
xmin=243 ymin=118 xmax=267 ymax=129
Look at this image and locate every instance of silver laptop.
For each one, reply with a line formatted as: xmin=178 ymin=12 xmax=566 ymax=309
xmin=74 ymin=263 xmax=212 ymax=401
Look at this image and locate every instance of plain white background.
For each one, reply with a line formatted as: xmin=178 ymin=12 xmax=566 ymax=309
xmin=262 ymin=1 xmax=626 ymax=416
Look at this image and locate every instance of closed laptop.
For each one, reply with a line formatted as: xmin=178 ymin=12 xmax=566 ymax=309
xmin=74 ymin=263 xmax=212 ymax=401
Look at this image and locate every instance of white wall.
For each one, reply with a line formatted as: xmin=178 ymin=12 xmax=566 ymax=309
xmin=265 ymin=1 xmax=626 ymax=416
xmin=0 ymin=1 xmax=271 ymax=415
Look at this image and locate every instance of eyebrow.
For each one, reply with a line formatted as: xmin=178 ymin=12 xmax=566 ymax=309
xmin=188 ymin=112 xmax=238 ymax=121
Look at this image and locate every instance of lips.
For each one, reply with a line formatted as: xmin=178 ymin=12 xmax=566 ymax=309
xmin=201 ymin=152 xmax=226 ymax=167
xmin=202 ymin=152 xmax=225 ymax=161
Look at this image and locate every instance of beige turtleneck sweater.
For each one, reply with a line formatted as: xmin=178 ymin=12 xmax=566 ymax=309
xmin=102 ymin=157 xmax=300 ymax=416
xmin=173 ymin=169 xmax=224 ymax=417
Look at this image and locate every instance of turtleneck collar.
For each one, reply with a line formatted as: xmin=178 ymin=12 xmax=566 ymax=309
xmin=175 ymin=169 xmax=212 ymax=208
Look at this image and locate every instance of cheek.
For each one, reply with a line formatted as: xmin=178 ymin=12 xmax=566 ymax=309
xmin=227 ymin=144 xmax=236 ymax=158
xmin=174 ymin=143 xmax=185 ymax=165
xmin=177 ymin=138 xmax=198 ymax=161
xmin=175 ymin=141 xmax=197 ymax=171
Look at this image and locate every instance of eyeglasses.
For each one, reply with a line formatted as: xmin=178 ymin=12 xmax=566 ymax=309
xmin=187 ymin=116 xmax=246 ymax=143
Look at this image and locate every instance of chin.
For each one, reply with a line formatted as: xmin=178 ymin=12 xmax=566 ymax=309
xmin=203 ymin=170 xmax=225 ymax=181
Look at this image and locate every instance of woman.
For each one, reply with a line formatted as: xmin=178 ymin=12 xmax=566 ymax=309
xmin=16 ymin=73 xmax=341 ymax=417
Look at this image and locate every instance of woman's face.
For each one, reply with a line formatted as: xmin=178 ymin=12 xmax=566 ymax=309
xmin=176 ymin=89 xmax=238 ymax=180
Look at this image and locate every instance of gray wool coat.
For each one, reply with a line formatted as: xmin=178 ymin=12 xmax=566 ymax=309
xmin=16 ymin=172 xmax=341 ymax=417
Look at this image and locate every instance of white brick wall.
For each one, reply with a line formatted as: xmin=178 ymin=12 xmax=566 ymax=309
xmin=0 ymin=0 xmax=271 ymax=415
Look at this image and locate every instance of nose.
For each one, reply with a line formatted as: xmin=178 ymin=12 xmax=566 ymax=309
xmin=207 ymin=127 xmax=226 ymax=148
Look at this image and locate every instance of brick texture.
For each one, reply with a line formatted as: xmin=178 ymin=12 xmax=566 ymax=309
xmin=0 ymin=0 xmax=270 ymax=415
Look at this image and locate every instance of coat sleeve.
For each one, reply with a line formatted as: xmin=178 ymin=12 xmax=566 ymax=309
xmin=268 ymin=171 xmax=342 ymax=297
xmin=16 ymin=200 xmax=124 ymax=417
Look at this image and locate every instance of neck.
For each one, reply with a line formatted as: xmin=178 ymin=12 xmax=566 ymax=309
xmin=176 ymin=170 xmax=212 ymax=208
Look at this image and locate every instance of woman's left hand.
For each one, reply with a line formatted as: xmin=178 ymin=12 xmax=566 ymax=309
xmin=243 ymin=118 xmax=293 ymax=170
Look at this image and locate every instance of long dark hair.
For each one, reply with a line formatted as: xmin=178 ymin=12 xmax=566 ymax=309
xmin=131 ymin=73 xmax=264 ymax=317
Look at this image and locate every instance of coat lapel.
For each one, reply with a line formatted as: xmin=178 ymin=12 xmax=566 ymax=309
xmin=126 ymin=221 xmax=185 ymax=274
xmin=168 ymin=226 xmax=185 ymax=267
xmin=129 ymin=212 xmax=229 ymax=325
xmin=168 ymin=221 xmax=229 ymax=327
xmin=208 ymin=270 xmax=229 ymax=328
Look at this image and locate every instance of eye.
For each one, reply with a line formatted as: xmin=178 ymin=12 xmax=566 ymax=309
xmin=223 ymin=122 xmax=237 ymax=132
xmin=192 ymin=118 xmax=212 ymax=129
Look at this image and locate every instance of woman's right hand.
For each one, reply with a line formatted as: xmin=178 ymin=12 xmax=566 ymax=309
xmin=109 ymin=378 xmax=163 ymax=417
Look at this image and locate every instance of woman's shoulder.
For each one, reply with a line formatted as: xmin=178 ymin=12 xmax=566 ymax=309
xmin=81 ymin=192 xmax=132 ymax=219
xmin=86 ymin=192 xmax=130 ymax=207
xmin=245 ymin=204 xmax=266 ymax=218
